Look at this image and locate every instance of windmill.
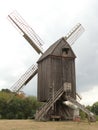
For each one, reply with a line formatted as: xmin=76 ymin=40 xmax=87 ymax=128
xmin=8 ymin=11 xmax=96 ymax=121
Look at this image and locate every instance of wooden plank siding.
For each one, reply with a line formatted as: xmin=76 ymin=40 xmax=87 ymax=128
xmin=62 ymin=58 xmax=76 ymax=98
xmin=37 ymin=38 xmax=76 ymax=102
xmin=38 ymin=57 xmax=51 ymax=101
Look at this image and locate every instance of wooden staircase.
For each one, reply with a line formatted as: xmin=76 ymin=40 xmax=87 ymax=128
xmin=66 ymin=96 xmax=96 ymax=122
xmin=10 ymin=64 xmax=38 ymax=92
xmin=35 ymin=87 xmax=64 ymax=121
xmin=35 ymin=86 xmax=96 ymax=122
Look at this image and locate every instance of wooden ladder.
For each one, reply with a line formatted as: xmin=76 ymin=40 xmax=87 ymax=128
xmin=35 ymin=87 xmax=64 ymax=121
xmin=10 ymin=64 xmax=38 ymax=92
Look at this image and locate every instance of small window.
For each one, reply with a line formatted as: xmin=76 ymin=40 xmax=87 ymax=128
xmin=62 ymin=48 xmax=69 ymax=55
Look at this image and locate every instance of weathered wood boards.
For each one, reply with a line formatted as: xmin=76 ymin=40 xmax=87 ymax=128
xmin=37 ymin=37 xmax=76 ymax=102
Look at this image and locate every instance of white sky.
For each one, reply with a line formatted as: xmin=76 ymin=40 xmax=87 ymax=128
xmin=0 ymin=0 xmax=98 ymax=105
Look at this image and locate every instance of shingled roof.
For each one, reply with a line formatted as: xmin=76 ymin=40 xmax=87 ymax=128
xmin=37 ymin=37 xmax=76 ymax=62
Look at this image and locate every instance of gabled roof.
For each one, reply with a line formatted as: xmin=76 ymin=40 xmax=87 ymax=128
xmin=37 ymin=37 xmax=76 ymax=62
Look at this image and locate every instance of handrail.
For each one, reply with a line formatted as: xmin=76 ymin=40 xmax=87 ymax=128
xmin=35 ymin=87 xmax=64 ymax=120
xmin=66 ymin=96 xmax=96 ymax=122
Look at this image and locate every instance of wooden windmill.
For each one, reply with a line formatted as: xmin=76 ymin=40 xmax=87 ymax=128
xmin=8 ymin=11 xmax=96 ymax=121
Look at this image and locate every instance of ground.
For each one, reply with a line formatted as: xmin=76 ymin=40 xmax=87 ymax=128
xmin=0 ymin=120 xmax=98 ymax=130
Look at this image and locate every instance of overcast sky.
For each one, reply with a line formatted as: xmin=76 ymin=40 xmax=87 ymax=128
xmin=0 ymin=0 xmax=98 ymax=105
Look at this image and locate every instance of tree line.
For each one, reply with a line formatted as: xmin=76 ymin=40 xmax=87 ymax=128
xmin=0 ymin=89 xmax=42 ymax=119
xmin=0 ymin=89 xmax=98 ymax=120
xmin=77 ymin=102 xmax=98 ymax=120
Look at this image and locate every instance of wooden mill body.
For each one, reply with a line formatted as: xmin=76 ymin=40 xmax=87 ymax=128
xmin=37 ymin=37 xmax=76 ymax=120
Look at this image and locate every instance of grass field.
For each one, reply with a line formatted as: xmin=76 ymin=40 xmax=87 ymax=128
xmin=0 ymin=120 xmax=98 ymax=130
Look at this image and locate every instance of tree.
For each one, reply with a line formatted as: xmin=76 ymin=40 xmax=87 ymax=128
xmin=1 ymin=89 xmax=11 ymax=93
xmin=91 ymin=102 xmax=98 ymax=115
xmin=86 ymin=105 xmax=92 ymax=111
xmin=79 ymin=110 xmax=86 ymax=120
xmin=0 ymin=89 xmax=43 ymax=119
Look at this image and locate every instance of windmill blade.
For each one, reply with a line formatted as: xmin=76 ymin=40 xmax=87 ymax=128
xmin=8 ymin=11 xmax=43 ymax=54
xmin=10 ymin=64 xmax=38 ymax=93
xmin=65 ymin=23 xmax=85 ymax=45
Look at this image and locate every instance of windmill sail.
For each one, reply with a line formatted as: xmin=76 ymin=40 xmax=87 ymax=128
xmin=10 ymin=64 xmax=38 ymax=92
xmin=65 ymin=23 xmax=85 ymax=45
xmin=8 ymin=11 xmax=43 ymax=54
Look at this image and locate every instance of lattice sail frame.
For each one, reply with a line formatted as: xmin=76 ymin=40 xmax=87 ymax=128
xmin=65 ymin=23 xmax=85 ymax=45
xmin=8 ymin=11 xmax=43 ymax=54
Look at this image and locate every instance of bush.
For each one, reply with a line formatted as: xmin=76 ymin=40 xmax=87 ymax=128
xmin=0 ymin=89 xmax=42 ymax=119
xmin=95 ymin=115 xmax=98 ymax=121
xmin=79 ymin=110 xmax=86 ymax=120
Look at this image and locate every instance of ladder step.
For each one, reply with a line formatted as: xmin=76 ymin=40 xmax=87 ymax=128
xmin=35 ymin=87 xmax=64 ymax=120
